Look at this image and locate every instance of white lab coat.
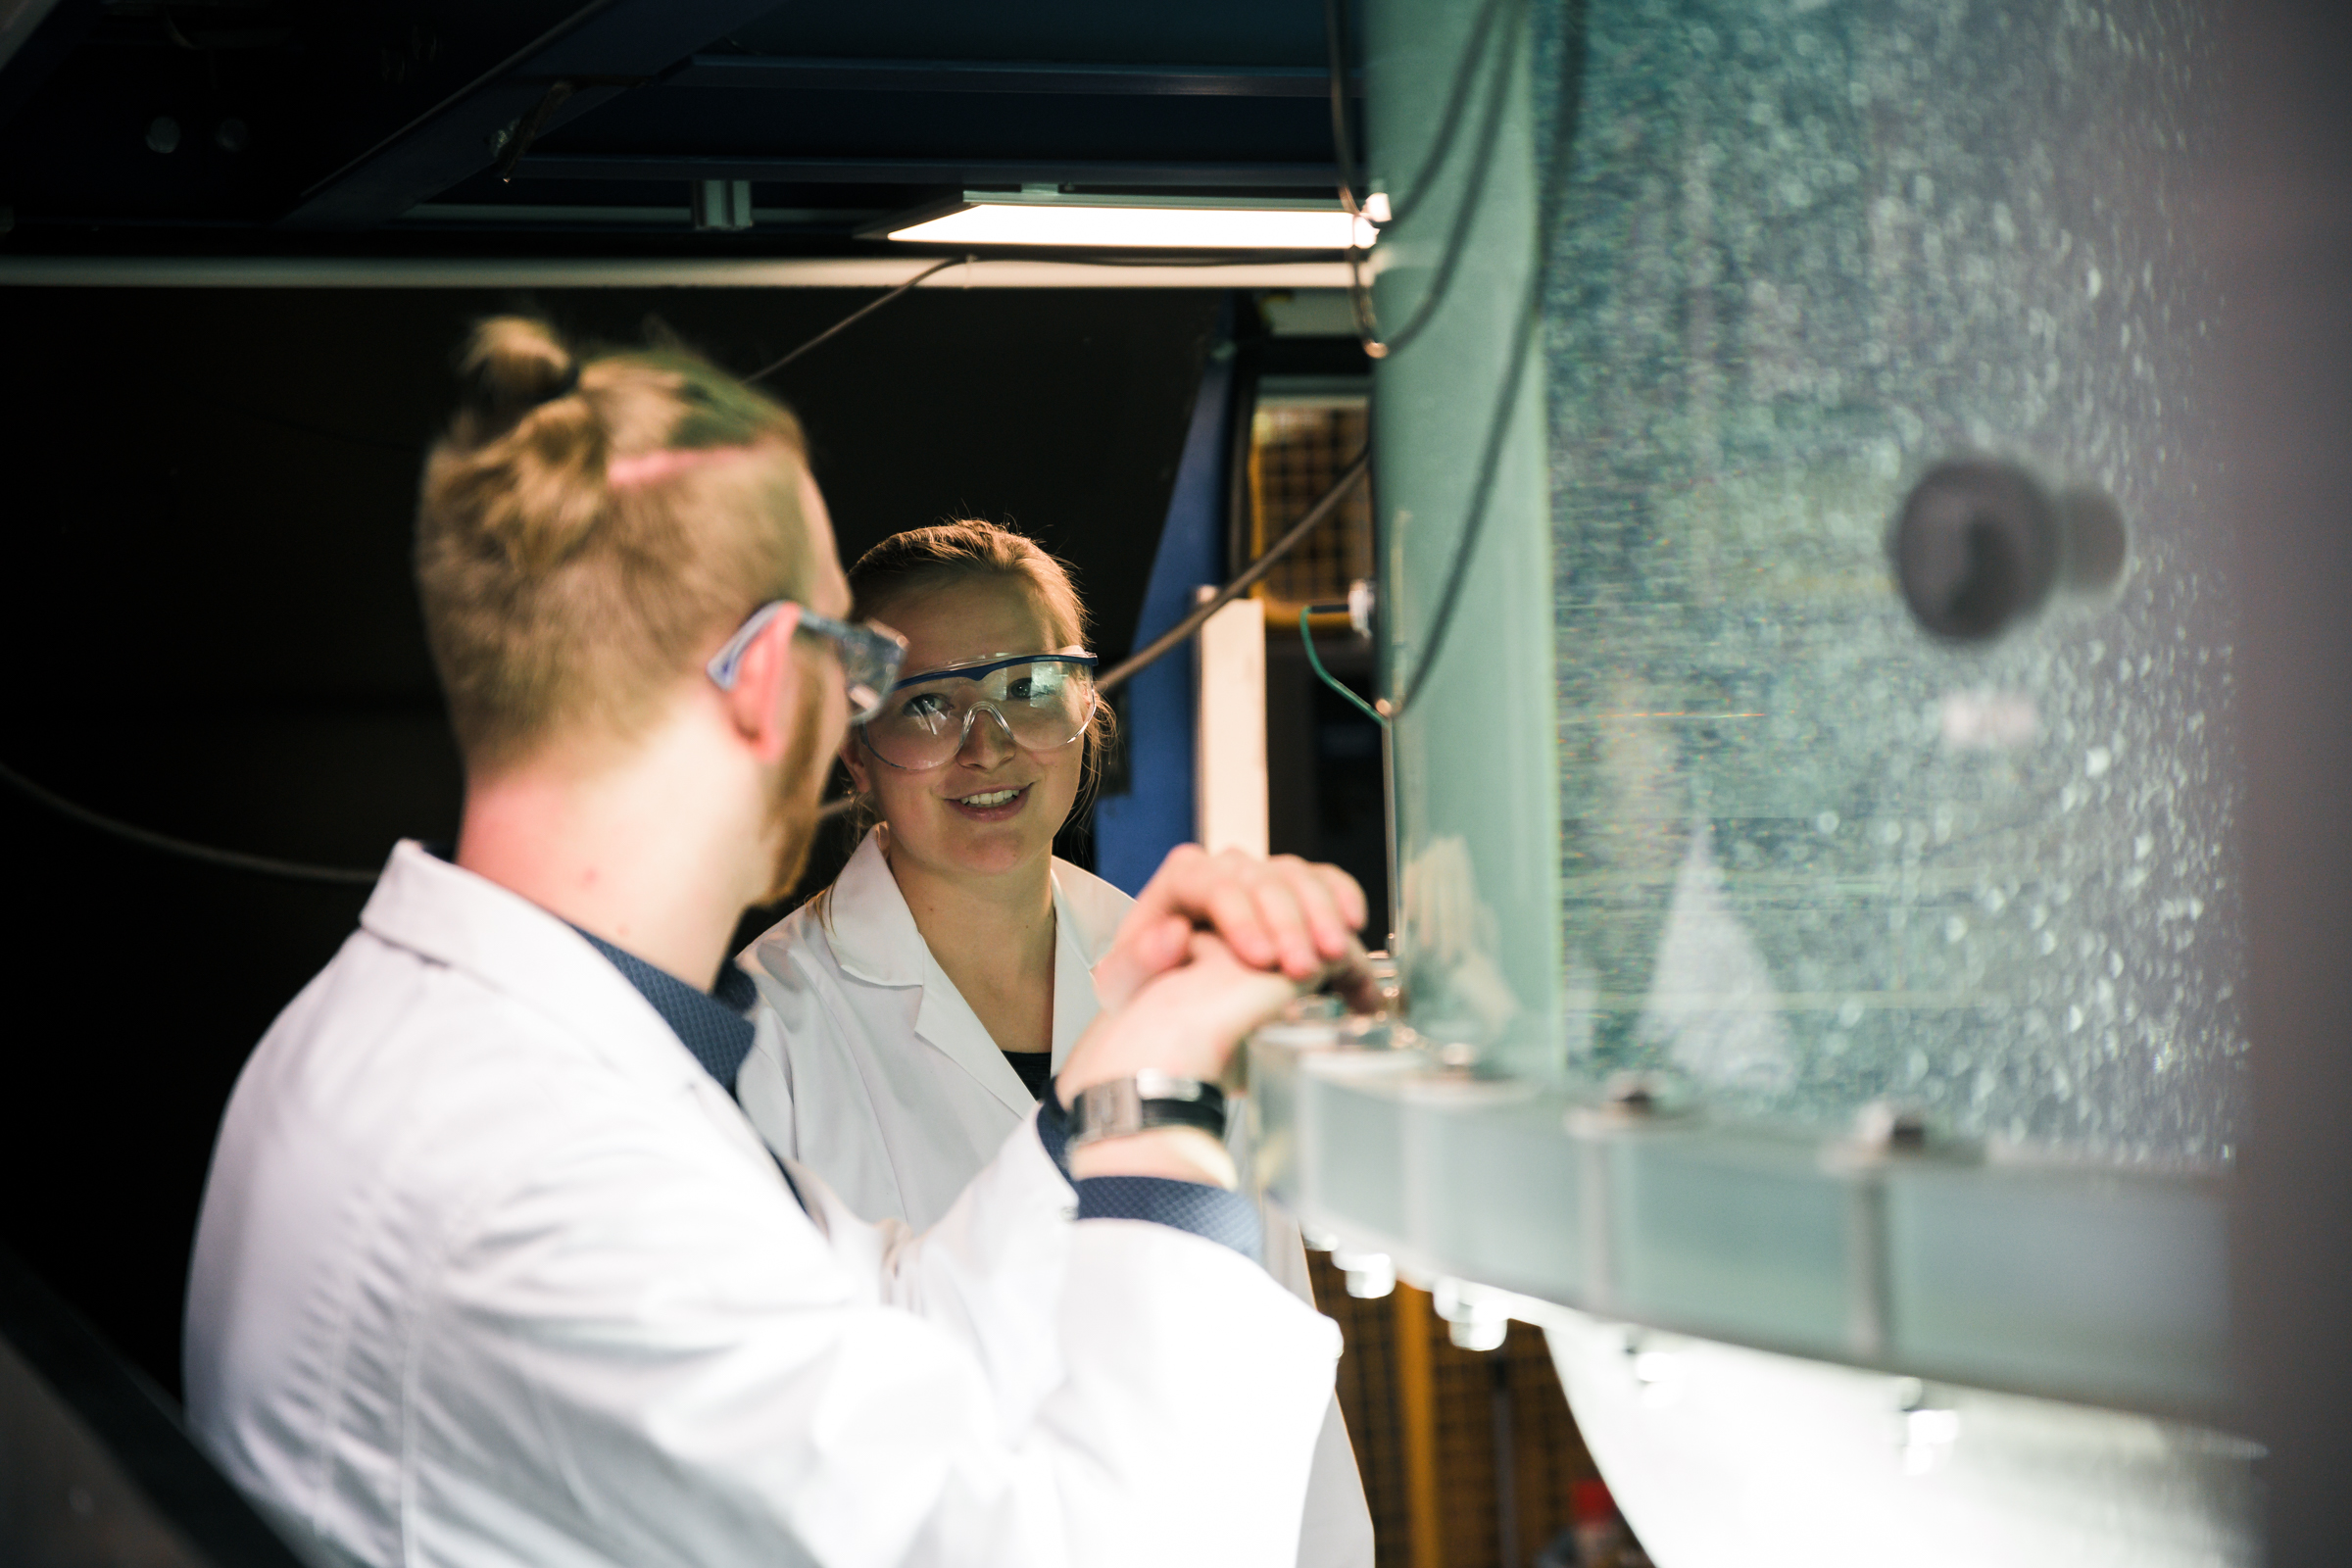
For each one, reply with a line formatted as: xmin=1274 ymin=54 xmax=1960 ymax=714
xmin=738 ymin=830 xmax=1377 ymax=1568
xmin=183 ymin=840 xmax=1337 ymax=1568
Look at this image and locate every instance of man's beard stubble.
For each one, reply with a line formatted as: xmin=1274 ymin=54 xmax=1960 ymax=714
xmin=760 ymin=675 xmax=831 ymax=905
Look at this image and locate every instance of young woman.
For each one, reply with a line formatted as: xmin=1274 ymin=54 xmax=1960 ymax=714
xmin=735 ymin=520 xmax=1374 ymax=1568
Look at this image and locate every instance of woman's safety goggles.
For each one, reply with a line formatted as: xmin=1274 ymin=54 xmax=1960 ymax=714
xmin=707 ymin=601 xmax=908 ymax=724
xmin=861 ymin=653 xmax=1100 ymax=771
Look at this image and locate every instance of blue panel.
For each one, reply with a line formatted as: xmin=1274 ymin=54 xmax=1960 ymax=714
xmin=1093 ymin=340 xmax=1231 ymax=895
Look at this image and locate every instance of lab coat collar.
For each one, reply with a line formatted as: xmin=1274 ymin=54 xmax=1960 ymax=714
xmin=822 ymin=829 xmax=1122 ymax=1115
xmin=359 ymin=840 xmax=708 ymax=1097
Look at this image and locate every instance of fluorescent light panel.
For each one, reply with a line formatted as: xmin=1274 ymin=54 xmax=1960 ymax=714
xmin=885 ymin=194 xmax=1377 ymax=250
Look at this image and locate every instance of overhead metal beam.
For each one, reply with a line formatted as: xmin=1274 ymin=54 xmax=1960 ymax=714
xmin=663 ymin=55 xmax=1363 ymax=98
xmin=0 ymin=256 xmax=1353 ymax=289
xmin=514 ymin=154 xmax=1340 ymax=189
xmin=280 ymin=0 xmax=783 ymax=231
xmin=0 ymin=0 xmax=65 ymax=74
xmin=0 ymin=0 xmax=93 ymax=134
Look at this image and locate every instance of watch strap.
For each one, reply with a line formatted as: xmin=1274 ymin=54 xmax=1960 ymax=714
xmin=1065 ymin=1071 xmax=1228 ymax=1150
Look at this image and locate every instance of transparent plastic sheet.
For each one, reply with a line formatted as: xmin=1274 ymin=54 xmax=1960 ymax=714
xmin=1543 ymin=0 xmax=2242 ymax=1162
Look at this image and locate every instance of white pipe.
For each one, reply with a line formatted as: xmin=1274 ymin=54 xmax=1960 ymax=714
xmin=0 ymin=256 xmax=1352 ymax=290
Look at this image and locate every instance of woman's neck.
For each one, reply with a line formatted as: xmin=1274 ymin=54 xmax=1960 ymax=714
xmin=881 ymin=829 xmax=1058 ymax=1055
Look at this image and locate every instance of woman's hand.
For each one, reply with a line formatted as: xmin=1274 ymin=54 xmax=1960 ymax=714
xmin=1060 ymin=931 xmax=1298 ymax=1187
xmin=1064 ymin=930 xmax=1303 ymax=1098
xmin=1094 ymin=844 xmax=1374 ymax=1010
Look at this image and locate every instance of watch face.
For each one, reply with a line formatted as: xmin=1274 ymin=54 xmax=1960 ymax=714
xmin=1069 ymin=1077 xmax=1229 ymax=1149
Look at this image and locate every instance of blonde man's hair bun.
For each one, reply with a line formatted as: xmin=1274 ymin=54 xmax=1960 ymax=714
xmin=417 ymin=316 xmax=814 ymax=771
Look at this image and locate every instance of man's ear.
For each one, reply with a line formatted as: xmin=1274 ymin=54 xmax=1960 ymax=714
xmin=721 ymin=602 xmax=802 ymax=764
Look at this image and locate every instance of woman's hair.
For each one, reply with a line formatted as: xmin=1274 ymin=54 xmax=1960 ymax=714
xmin=416 ymin=316 xmax=816 ymax=773
xmin=832 ymin=518 xmax=1117 ymax=849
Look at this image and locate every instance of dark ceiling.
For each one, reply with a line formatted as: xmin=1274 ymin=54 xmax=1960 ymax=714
xmin=0 ymin=0 xmax=1357 ymax=252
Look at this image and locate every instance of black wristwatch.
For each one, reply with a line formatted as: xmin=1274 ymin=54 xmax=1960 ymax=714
xmin=1064 ymin=1071 xmax=1229 ymax=1150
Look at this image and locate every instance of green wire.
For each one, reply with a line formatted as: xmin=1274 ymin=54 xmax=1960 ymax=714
xmin=1299 ymin=605 xmax=1390 ymax=729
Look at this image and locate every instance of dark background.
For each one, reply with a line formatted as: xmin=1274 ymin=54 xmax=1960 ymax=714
xmin=0 ymin=283 xmax=1220 ymax=1396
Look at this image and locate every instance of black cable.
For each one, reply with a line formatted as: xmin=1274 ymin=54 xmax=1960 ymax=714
xmin=1394 ymin=0 xmax=1586 ymax=714
xmin=1097 ymin=449 xmax=1371 ymax=695
xmin=745 ymin=256 xmax=967 ymax=383
xmin=1361 ymin=16 xmax=1523 ymax=359
xmin=1380 ymin=0 xmax=1519 ymax=230
xmin=1327 ymin=0 xmax=1526 ymax=358
xmin=0 ymin=760 xmax=380 ymax=886
xmin=818 ymin=452 xmax=1367 ymax=824
xmin=1395 ymin=280 xmax=1538 ymax=712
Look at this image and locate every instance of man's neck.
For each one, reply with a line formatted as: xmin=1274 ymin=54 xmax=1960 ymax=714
xmin=455 ymin=713 xmax=763 ymax=993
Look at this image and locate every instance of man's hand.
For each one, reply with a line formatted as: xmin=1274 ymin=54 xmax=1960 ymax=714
xmin=1094 ymin=845 xmax=1374 ymax=1012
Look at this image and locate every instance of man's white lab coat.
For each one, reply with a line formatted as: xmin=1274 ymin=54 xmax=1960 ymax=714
xmin=183 ymin=841 xmax=1337 ymax=1568
xmin=737 ymin=830 xmax=1377 ymax=1568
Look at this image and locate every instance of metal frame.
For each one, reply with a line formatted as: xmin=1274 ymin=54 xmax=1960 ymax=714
xmin=1250 ymin=1023 xmax=2231 ymax=1422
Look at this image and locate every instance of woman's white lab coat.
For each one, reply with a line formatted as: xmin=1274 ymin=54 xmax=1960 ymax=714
xmin=738 ymin=829 xmax=1377 ymax=1568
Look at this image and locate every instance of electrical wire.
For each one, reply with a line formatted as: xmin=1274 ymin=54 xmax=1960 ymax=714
xmin=1358 ymin=17 xmax=1523 ymax=359
xmin=1096 ymin=448 xmax=1371 ymax=695
xmin=815 ymin=449 xmax=1372 ymax=823
xmin=17 ymin=261 xmax=1381 ymax=864
xmin=745 ymin=255 xmax=968 ymax=383
xmin=1394 ymin=278 xmax=1538 ymax=712
xmin=0 ymin=759 xmax=380 ymax=886
xmin=1392 ymin=0 xmax=1586 ymax=715
xmin=1326 ymin=0 xmax=1528 ymax=359
xmin=1299 ymin=604 xmax=1388 ymax=728
xmin=1376 ymin=0 xmax=1520 ymax=230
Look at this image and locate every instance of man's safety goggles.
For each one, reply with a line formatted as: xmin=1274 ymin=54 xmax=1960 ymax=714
xmin=860 ymin=653 xmax=1101 ymax=771
xmin=707 ymin=602 xmax=908 ymax=723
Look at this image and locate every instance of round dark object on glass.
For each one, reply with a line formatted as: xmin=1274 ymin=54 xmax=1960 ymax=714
xmin=215 ymin=118 xmax=250 ymax=154
xmin=2057 ymin=487 xmax=2129 ymax=591
xmin=1889 ymin=460 xmax=2061 ymax=641
xmin=145 ymin=116 xmax=181 ymax=155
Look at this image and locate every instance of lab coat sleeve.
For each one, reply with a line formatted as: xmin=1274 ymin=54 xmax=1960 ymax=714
xmin=787 ymin=1111 xmax=1076 ymax=1443
xmin=423 ymin=1113 xmax=1339 ymax=1568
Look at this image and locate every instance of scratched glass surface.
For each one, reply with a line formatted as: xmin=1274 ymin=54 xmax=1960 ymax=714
xmin=1543 ymin=0 xmax=2241 ymax=1161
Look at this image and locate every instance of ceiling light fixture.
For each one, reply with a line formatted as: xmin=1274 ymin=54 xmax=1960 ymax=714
xmin=869 ymin=191 xmax=1379 ymax=250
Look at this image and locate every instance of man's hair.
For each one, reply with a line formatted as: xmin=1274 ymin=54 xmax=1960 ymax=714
xmin=417 ymin=317 xmax=814 ymax=772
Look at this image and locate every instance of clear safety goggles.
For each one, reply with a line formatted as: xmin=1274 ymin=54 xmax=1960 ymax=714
xmin=707 ymin=601 xmax=908 ymax=723
xmin=861 ymin=652 xmax=1101 ymax=771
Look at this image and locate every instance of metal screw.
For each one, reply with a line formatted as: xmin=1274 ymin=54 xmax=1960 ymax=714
xmin=1606 ymin=1073 xmax=1661 ymax=1115
xmin=214 ymin=118 xmax=249 ymax=153
xmin=145 ymin=117 xmax=180 ymax=155
xmin=1855 ymin=1101 xmax=1931 ymax=1152
xmin=1331 ymin=1248 xmax=1395 ymax=1299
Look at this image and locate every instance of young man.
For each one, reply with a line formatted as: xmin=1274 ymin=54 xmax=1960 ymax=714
xmin=184 ymin=319 xmax=1375 ymax=1568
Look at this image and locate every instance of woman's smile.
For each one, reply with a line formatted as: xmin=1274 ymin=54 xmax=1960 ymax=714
xmin=945 ymin=782 xmax=1031 ymax=820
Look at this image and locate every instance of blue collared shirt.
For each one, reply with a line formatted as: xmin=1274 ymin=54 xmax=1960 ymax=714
xmin=576 ymin=931 xmax=1261 ymax=1261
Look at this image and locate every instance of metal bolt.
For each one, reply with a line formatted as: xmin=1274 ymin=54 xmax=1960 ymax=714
xmin=1855 ymin=1101 xmax=1931 ymax=1152
xmin=1331 ymin=1248 xmax=1395 ymax=1299
xmin=214 ymin=118 xmax=249 ymax=153
xmin=145 ymin=117 xmax=180 ymax=155
xmin=1606 ymin=1072 xmax=1663 ymax=1115
xmin=1434 ymin=1277 xmax=1509 ymax=1351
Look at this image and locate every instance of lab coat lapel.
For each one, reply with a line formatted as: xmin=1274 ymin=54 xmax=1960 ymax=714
xmin=1048 ymin=873 xmax=1103 ymax=1074
xmin=825 ymin=832 xmax=1037 ymax=1119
